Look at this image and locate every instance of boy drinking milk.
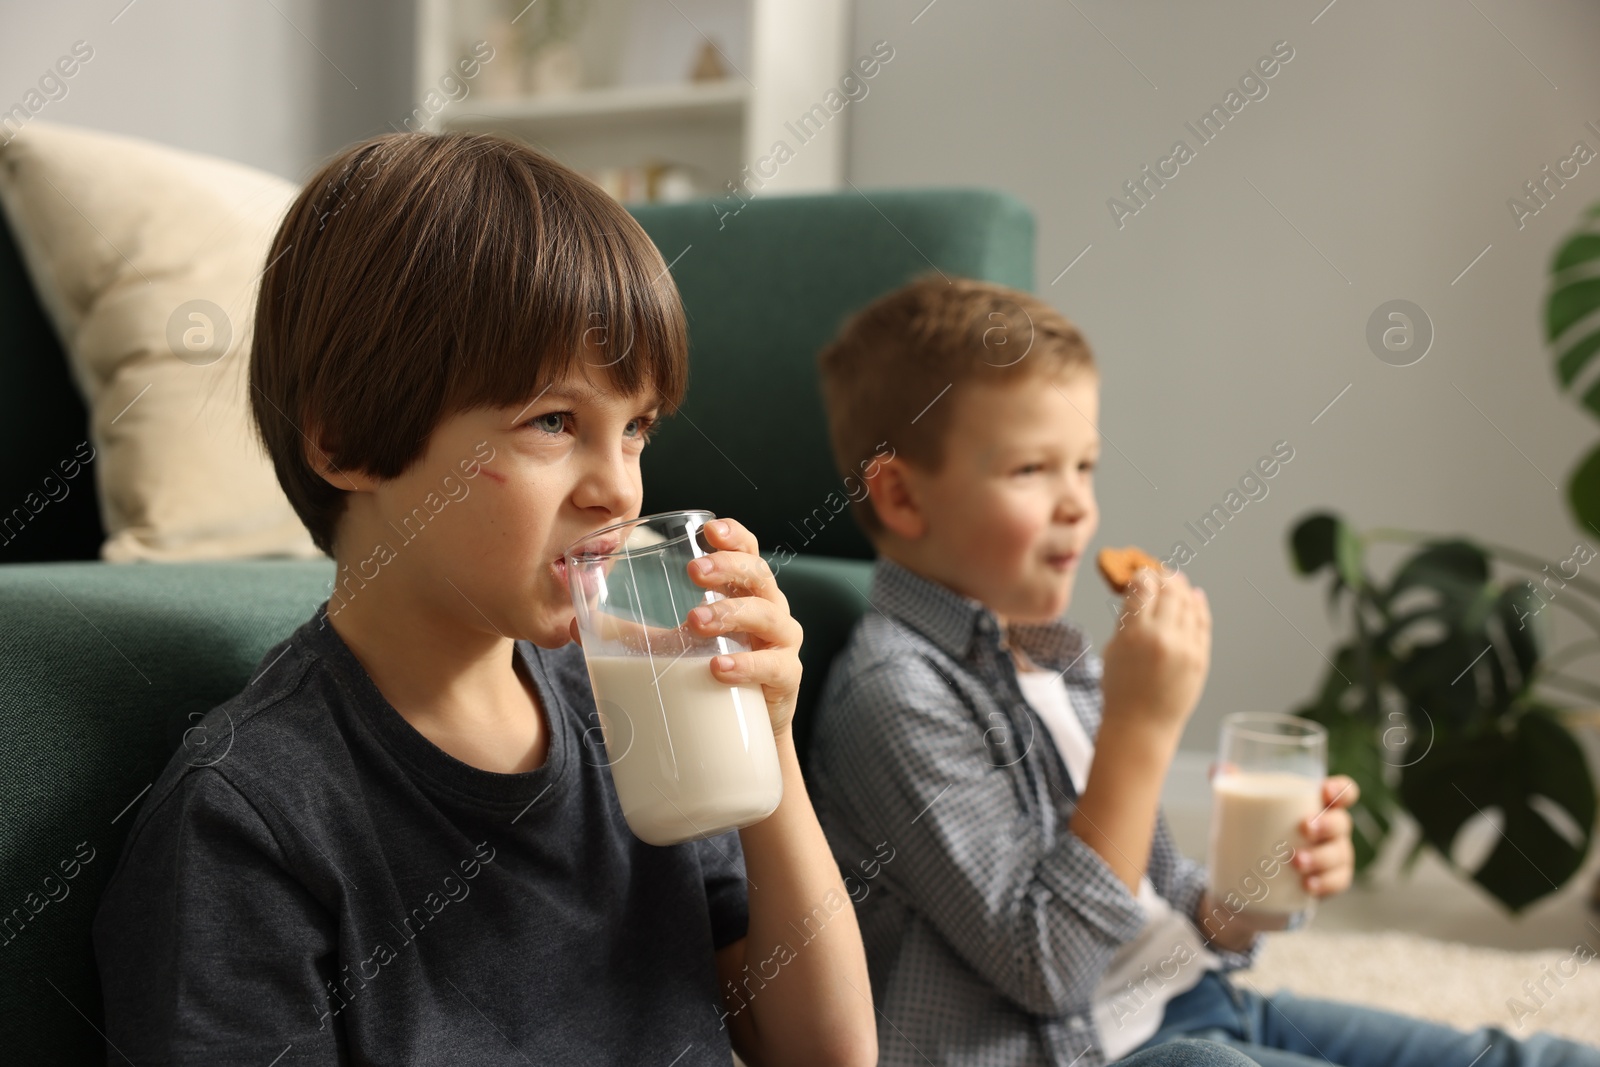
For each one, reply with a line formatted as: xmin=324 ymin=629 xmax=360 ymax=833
xmin=89 ymin=131 xmax=875 ymax=1067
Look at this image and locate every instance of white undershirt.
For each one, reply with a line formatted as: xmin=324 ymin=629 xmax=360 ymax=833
xmin=1013 ymin=666 xmax=1219 ymax=1060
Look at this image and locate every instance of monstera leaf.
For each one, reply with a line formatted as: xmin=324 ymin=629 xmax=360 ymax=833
xmin=1400 ymin=708 xmax=1594 ymax=912
xmin=1291 ymin=512 xmax=1366 ymax=614
xmin=1387 ymin=540 xmax=1490 ymax=615
xmin=1547 ymin=206 xmax=1600 ymax=532
xmin=1567 ymin=446 xmax=1600 ymax=535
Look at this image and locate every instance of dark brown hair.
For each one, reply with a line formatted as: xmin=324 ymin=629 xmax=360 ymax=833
xmin=250 ymin=131 xmax=689 ymax=556
xmin=817 ymin=273 xmax=1097 ymax=540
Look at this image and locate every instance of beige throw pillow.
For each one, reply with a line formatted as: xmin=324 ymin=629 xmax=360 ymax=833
xmin=0 ymin=120 xmax=321 ymax=561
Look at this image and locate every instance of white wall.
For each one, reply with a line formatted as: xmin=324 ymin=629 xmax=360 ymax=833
xmin=0 ymin=0 xmax=414 ymax=183
xmin=847 ymin=0 xmax=1600 ymax=750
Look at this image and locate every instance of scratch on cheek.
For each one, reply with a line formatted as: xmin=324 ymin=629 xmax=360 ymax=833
xmin=479 ymin=466 xmax=506 ymax=485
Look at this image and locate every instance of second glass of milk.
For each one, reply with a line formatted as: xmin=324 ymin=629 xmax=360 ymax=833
xmin=1207 ymin=712 xmax=1327 ymax=917
xmin=564 ymin=510 xmax=783 ymax=846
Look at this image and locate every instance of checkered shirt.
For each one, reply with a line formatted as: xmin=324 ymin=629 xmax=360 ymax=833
xmin=808 ymin=556 xmax=1261 ymax=1067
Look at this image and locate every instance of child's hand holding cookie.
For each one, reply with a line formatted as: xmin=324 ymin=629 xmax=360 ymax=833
xmin=1098 ymin=548 xmax=1211 ymax=738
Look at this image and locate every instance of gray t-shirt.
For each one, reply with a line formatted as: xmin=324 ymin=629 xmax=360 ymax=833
xmin=92 ymin=602 xmax=749 ymax=1065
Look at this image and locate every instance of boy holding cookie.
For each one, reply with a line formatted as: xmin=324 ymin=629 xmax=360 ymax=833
xmin=807 ymin=274 xmax=1600 ymax=1067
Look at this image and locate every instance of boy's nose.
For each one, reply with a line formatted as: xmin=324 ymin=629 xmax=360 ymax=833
xmin=1056 ymin=488 xmax=1095 ymax=522
xmin=573 ymin=449 xmax=640 ymax=515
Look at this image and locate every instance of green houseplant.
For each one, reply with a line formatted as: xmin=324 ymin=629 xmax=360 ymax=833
xmin=1287 ymin=513 xmax=1596 ymax=912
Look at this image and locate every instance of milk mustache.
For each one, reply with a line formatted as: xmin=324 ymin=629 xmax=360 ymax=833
xmin=585 ymin=652 xmax=782 ymax=846
xmin=1208 ymin=770 xmax=1321 ymax=914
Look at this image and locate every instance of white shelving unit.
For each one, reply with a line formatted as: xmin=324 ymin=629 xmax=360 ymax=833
xmin=414 ymin=0 xmax=851 ymax=203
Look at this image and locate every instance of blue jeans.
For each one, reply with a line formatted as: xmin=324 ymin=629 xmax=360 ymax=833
xmin=1135 ymin=971 xmax=1600 ymax=1067
xmin=1116 ymin=1037 xmax=1266 ymax=1067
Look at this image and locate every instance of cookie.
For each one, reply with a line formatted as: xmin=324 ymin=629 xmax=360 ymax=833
xmin=1097 ymin=545 xmax=1161 ymax=594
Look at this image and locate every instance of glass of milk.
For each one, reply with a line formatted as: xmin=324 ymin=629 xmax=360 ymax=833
xmin=563 ymin=510 xmax=783 ymax=845
xmin=1207 ymin=712 xmax=1327 ymax=917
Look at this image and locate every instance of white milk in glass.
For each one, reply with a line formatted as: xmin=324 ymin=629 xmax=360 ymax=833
xmin=1207 ymin=770 xmax=1321 ymax=914
xmin=585 ymin=652 xmax=782 ymax=845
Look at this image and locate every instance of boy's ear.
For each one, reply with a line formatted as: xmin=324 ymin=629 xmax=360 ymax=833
xmin=861 ymin=453 xmax=927 ymax=541
xmin=302 ymin=430 xmax=379 ymax=493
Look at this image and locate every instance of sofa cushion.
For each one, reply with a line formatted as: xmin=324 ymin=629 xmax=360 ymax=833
xmin=0 ymin=121 xmax=320 ymax=562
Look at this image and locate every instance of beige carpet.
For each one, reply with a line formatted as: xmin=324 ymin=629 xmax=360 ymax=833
xmin=1243 ymin=930 xmax=1600 ymax=1046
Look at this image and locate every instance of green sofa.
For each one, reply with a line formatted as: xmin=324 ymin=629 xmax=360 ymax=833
xmin=0 ymin=184 xmax=1035 ymax=1063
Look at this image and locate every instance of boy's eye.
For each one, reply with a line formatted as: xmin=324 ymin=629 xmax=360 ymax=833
xmin=1013 ymin=459 xmax=1094 ymax=476
xmin=525 ymin=411 xmax=658 ymax=441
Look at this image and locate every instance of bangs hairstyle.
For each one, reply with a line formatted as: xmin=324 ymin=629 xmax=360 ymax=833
xmin=817 ymin=273 xmax=1096 ymax=541
xmin=249 ymin=131 xmax=689 ymax=556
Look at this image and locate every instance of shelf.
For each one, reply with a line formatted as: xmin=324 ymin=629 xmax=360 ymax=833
xmin=417 ymin=0 xmax=847 ymax=196
xmin=437 ymin=79 xmax=747 ymax=135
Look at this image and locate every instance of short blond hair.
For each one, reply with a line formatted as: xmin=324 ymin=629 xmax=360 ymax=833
xmin=816 ymin=274 xmax=1096 ymax=539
